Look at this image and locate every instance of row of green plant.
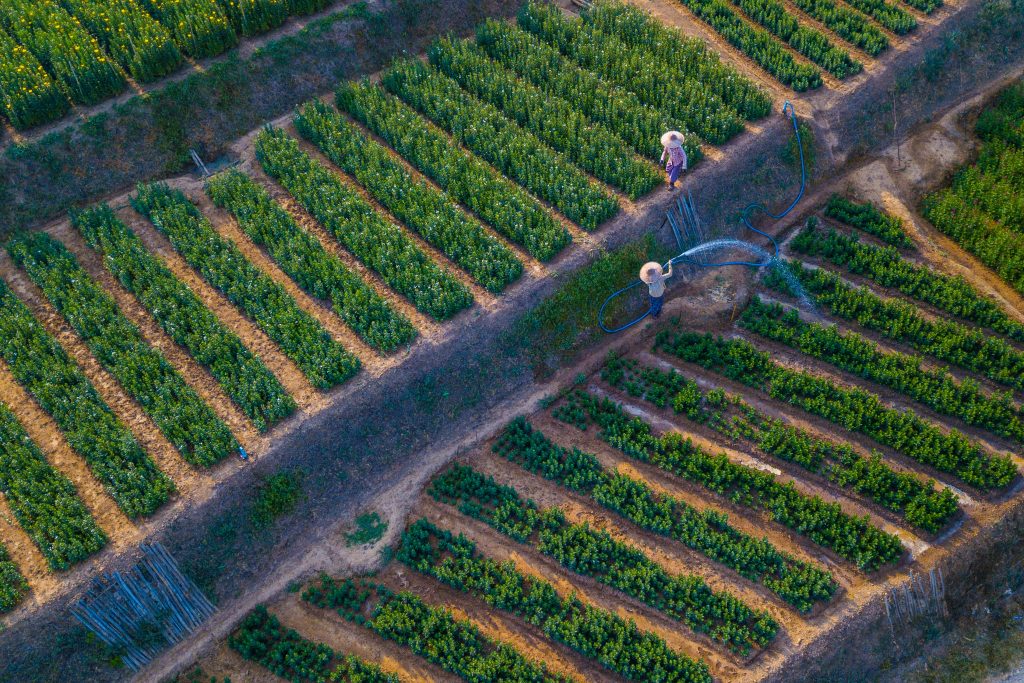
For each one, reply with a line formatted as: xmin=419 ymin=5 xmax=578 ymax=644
xmin=0 ymin=27 xmax=69 ymax=130
xmin=398 ymin=519 xmax=712 ymax=682
xmin=657 ymin=330 xmax=1017 ymax=490
xmin=740 ymin=297 xmax=1024 ymax=444
xmin=824 ymin=195 xmax=913 ymax=248
xmin=517 ymin=0 xmax=747 ymax=144
xmin=8 ymin=231 xmax=233 ymax=470
xmin=430 ymin=464 xmax=777 ymax=654
xmin=494 ymin=417 xmax=838 ymax=609
xmin=789 ymin=220 xmax=1024 ymax=342
xmin=0 ymin=542 xmax=26 ymax=614
xmin=132 ymin=181 xmax=361 ymax=387
xmin=294 ymin=99 xmax=523 ymax=293
xmin=474 ymin=18 xmax=692 ymax=161
xmin=900 ymin=0 xmax=942 ymax=15
xmin=62 ymin=0 xmax=183 ymax=83
xmin=228 ymin=606 xmax=398 ymax=682
xmin=601 ymin=355 xmax=959 ymax=532
xmin=214 ymin=0 xmax=285 ymax=38
xmin=727 ymin=0 xmax=862 ymax=78
xmin=381 ymin=58 xmax=619 ymax=230
xmin=0 ymin=402 xmax=107 ymax=570
xmin=841 ymin=0 xmax=916 ymax=33
xmin=139 ymin=0 xmax=236 ymax=58
xmin=428 ymin=37 xmax=661 ymax=200
xmin=303 ymin=575 xmax=572 ymax=683
xmin=0 ymin=277 xmax=172 ymax=517
xmin=254 ymin=126 xmax=475 ymax=321
xmin=336 ymin=81 xmax=572 ymax=262
xmin=549 ymin=393 xmax=905 ymax=571
xmin=73 ymin=204 xmax=295 ymax=432
xmin=947 ymin=149 xmax=1024 ymax=236
xmin=659 ymin=0 xmax=823 ymax=90
xmin=583 ymin=0 xmax=773 ymax=120
xmin=206 ymin=170 xmax=417 ymax=353
xmin=768 ymin=262 xmax=1024 ymax=393
xmin=787 ymin=0 xmax=888 ymax=56
xmin=0 ymin=0 xmax=125 ymax=106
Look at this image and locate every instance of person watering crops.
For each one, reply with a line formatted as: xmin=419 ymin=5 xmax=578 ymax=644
xmin=660 ymin=131 xmax=688 ymax=189
xmin=640 ymin=261 xmax=672 ymax=318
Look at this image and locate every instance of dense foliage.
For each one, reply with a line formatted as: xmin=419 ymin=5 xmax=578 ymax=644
xmin=657 ymin=330 xmax=1017 ymax=490
xmin=0 ymin=276 xmax=172 ymax=517
xmin=336 ymin=81 xmax=571 ymax=262
xmin=0 ymin=542 xmax=27 ymax=614
xmin=788 ymin=0 xmax=888 ymax=56
xmin=841 ymin=0 xmax=916 ymax=33
xmin=0 ymin=402 xmax=107 ymax=570
xmin=602 ymin=354 xmax=958 ymax=532
xmin=0 ymin=0 xmax=125 ymax=105
xmin=139 ymin=0 xmax=237 ymax=58
xmin=73 ymin=204 xmax=295 ymax=432
xmin=790 ymin=220 xmax=1024 ymax=342
xmin=62 ymin=0 xmax=183 ymax=83
xmin=0 ymin=27 xmax=70 ymax=130
xmin=583 ymin=0 xmax=772 ymax=120
xmin=768 ymin=261 xmax=1024 ymax=393
xmin=254 ymin=126 xmax=474 ymax=321
xmin=132 ymin=182 xmax=362 ymax=386
xmin=398 ymin=518 xmax=713 ymax=682
xmin=901 ymin=0 xmax=941 ymax=14
xmin=518 ymin=0 xmax=746 ymax=144
xmin=382 ymin=58 xmax=619 ymax=231
xmin=214 ymin=0 xmax=287 ymax=37
xmin=206 ymin=170 xmax=415 ymax=353
xmin=549 ymin=393 xmax=905 ymax=570
xmin=494 ymin=417 xmax=837 ymax=608
xmin=8 ymin=231 xmax=231 ymax=469
xmin=430 ymin=464 xmax=777 ymax=653
xmin=304 ymin=575 xmax=572 ymax=683
xmin=428 ymin=37 xmax=661 ymax=200
xmin=294 ymin=100 xmax=523 ymax=293
xmin=824 ymin=195 xmax=912 ymax=248
xmin=229 ymin=606 xmax=398 ymax=682
xmin=741 ymin=297 xmax=1024 ymax=445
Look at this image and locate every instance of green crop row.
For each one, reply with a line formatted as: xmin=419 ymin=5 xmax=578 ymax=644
xmin=399 ymin=518 xmax=713 ymax=683
xmin=494 ymin=417 xmax=837 ymax=609
xmin=658 ymin=0 xmax=822 ymax=90
xmin=336 ymin=81 xmax=571 ymax=262
xmin=9 ymin=232 xmax=233 ymax=469
xmin=475 ymin=19 xmax=690 ymax=162
xmin=138 ymin=0 xmax=237 ymax=58
xmin=132 ymin=182 xmax=362 ymax=386
xmin=727 ymin=0 xmax=862 ymax=78
xmin=841 ymin=0 xmax=916 ymax=33
xmin=206 ymin=169 xmax=416 ymax=353
xmin=0 ymin=0 xmax=125 ymax=106
xmin=901 ymin=0 xmax=941 ymax=14
xmin=382 ymin=58 xmax=619 ymax=230
xmin=602 ymin=355 xmax=958 ymax=532
xmin=551 ymin=392 xmax=905 ymax=571
xmin=62 ymin=0 xmax=183 ymax=83
xmin=658 ymin=330 xmax=1017 ymax=490
xmin=0 ymin=402 xmax=106 ymax=570
xmin=790 ymin=221 xmax=1024 ymax=342
xmin=948 ymin=149 xmax=1024 ymax=235
xmin=254 ymin=126 xmax=474 ymax=321
xmin=430 ymin=464 xmax=777 ymax=654
xmin=428 ymin=37 xmax=662 ymax=200
xmin=584 ymin=0 xmax=772 ymax=120
xmin=229 ymin=606 xmax=398 ymax=683
xmin=304 ymin=575 xmax=572 ymax=683
xmin=0 ymin=27 xmax=70 ymax=130
xmin=294 ymin=100 xmax=523 ymax=293
xmin=769 ymin=262 xmax=1024 ymax=393
xmin=73 ymin=205 xmax=295 ymax=432
xmin=0 ymin=277 xmax=172 ymax=517
xmin=741 ymin=297 xmax=1024 ymax=444
xmin=0 ymin=542 xmax=26 ymax=614
xmin=824 ymin=195 xmax=913 ymax=248
xmin=214 ymin=0 xmax=287 ymax=37
xmin=518 ymin=0 xmax=746 ymax=144
xmin=788 ymin=0 xmax=888 ymax=56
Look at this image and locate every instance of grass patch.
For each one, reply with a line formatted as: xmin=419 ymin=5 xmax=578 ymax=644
xmin=250 ymin=470 xmax=304 ymax=530
xmin=345 ymin=512 xmax=388 ymax=546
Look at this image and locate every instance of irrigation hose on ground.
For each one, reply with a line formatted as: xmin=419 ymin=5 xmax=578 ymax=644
xmin=598 ymin=101 xmax=807 ymax=333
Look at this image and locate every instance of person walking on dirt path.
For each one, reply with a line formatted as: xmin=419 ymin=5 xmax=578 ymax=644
xmin=660 ymin=131 xmax=688 ymax=190
xmin=640 ymin=260 xmax=672 ymax=318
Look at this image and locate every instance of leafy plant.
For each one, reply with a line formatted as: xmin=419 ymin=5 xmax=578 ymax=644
xmin=214 ymin=0 xmax=287 ymax=37
xmin=0 ymin=26 xmax=69 ymax=129
xmin=839 ymin=0 xmax=916 ymax=33
xmin=787 ymin=0 xmax=889 ymax=56
xmin=250 ymin=470 xmax=303 ymax=530
xmin=824 ymin=195 xmax=912 ymax=248
xmin=139 ymin=0 xmax=237 ymax=58
xmin=345 ymin=512 xmax=387 ymax=546
xmin=0 ymin=542 xmax=27 ymax=614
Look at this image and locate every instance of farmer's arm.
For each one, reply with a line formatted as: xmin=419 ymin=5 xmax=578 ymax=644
xmin=664 ymin=262 xmax=673 ymax=279
xmin=660 ymin=147 xmax=667 ymax=162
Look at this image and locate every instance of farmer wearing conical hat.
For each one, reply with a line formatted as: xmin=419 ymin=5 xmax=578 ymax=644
xmin=660 ymin=131 xmax=688 ymax=190
xmin=640 ymin=260 xmax=672 ymax=318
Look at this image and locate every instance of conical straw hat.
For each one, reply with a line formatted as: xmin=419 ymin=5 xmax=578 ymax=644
xmin=661 ymin=131 xmax=685 ymax=148
xmin=639 ymin=261 xmax=663 ymax=284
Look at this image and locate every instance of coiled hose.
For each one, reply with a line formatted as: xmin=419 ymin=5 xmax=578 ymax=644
xmin=598 ymin=100 xmax=806 ymax=333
